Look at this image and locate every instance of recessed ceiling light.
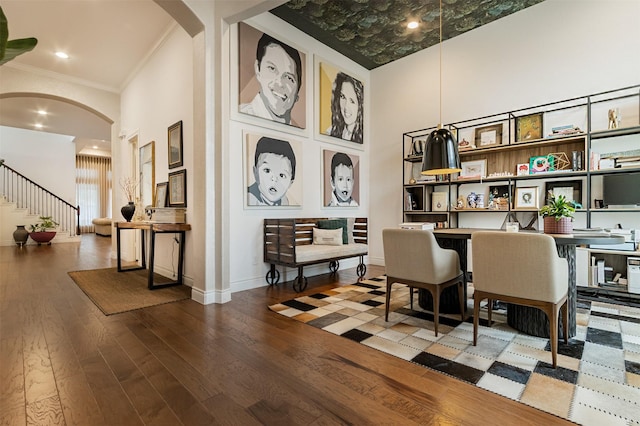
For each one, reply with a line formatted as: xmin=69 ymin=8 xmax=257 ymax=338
xmin=93 ymin=145 xmax=99 ymax=149
xmin=37 ymin=110 xmax=47 ymax=115
xmin=34 ymin=123 xmax=43 ymax=129
xmin=407 ymin=21 xmax=419 ymax=29
xmin=55 ymin=51 xmax=69 ymax=59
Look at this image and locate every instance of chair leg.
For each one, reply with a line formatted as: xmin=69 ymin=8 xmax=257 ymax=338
xmin=549 ymin=304 xmax=559 ymax=368
xmin=385 ymin=281 xmax=392 ymax=321
xmin=473 ymin=294 xmax=481 ymax=346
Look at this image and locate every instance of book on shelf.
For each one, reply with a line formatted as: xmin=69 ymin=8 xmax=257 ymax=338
xmin=399 ymin=222 xmax=435 ymax=230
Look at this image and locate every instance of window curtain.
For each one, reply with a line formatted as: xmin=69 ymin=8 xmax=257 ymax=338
xmin=76 ymin=155 xmax=112 ymax=233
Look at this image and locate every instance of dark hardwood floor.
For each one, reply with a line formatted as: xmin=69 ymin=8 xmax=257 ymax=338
xmin=0 ymin=235 xmax=572 ymax=425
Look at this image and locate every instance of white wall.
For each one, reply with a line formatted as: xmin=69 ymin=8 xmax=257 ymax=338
xmin=0 ymin=126 xmax=76 ymax=204
xmin=370 ymin=0 xmax=640 ymax=265
xmin=119 ymin=24 xmax=195 ymax=283
xmin=226 ymin=13 xmax=370 ymax=292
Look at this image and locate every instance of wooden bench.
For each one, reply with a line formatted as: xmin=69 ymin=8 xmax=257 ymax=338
xmin=264 ymin=218 xmax=368 ymax=291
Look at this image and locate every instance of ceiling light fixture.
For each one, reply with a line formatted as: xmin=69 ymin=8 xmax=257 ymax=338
xmin=34 ymin=123 xmax=43 ymax=129
xmin=55 ymin=51 xmax=69 ymax=59
xmin=421 ymin=0 xmax=461 ymax=176
xmin=37 ymin=110 xmax=47 ymax=115
xmin=407 ymin=21 xmax=419 ymax=29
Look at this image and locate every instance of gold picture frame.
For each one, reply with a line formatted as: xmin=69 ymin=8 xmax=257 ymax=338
xmin=516 ymin=113 xmax=543 ymax=142
xmin=474 ymin=124 xmax=502 ymax=148
xmin=514 ymin=186 xmax=539 ymax=209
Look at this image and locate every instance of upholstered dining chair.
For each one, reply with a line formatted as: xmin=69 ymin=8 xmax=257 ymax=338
xmin=471 ymin=231 xmax=569 ymax=368
xmin=382 ymin=229 xmax=464 ymax=336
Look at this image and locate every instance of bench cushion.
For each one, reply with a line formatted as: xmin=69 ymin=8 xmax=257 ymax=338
xmin=317 ymin=218 xmax=348 ymax=244
xmin=312 ymin=227 xmax=343 ymax=246
xmin=296 ymin=243 xmax=368 ymax=263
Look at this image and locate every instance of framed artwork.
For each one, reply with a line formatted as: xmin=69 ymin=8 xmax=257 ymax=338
xmin=474 ymin=124 xmax=502 ymax=148
xmin=516 ymin=112 xmax=543 ymax=141
xmin=322 ymin=149 xmax=360 ymax=207
xmin=237 ymin=22 xmax=306 ymax=129
xmin=545 ymin=180 xmax=582 ymax=206
xmin=411 ymin=137 xmax=426 ymax=158
xmin=516 ymin=163 xmax=530 ymax=176
xmin=514 ymin=186 xmax=539 ymax=209
xmin=318 ymin=60 xmax=364 ymax=144
xmin=431 ymin=191 xmax=449 ymax=211
xmin=155 ymin=182 xmax=168 ymax=208
xmin=245 ymin=132 xmax=302 ymax=207
xmin=529 ymin=155 xmax=555 ymax=174
xmin=460 ymin=159 xmax=487 ymax=178
xmin=458 ymin=137 xmax=475 ymax=151
xmin=168 ymin=169 xmax=187 ymax=207
xmin=168 ymin=121 xmax=183 ymax=169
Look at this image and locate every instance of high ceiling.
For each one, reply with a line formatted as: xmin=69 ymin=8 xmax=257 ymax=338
xmin=271 ymin=0 xmax=545 ymax=69
xmin=0 ymin=0 xmax=543 ymax=157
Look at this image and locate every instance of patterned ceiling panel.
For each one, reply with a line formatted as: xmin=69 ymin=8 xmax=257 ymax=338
xmin=271 ymin=0 xmax=545 ymax=69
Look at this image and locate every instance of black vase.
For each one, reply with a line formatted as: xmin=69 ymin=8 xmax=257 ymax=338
xmin=121 ymin=201 xmax=136 ymax=222
xmin=13 ymin=225 xmax=29 ymax=247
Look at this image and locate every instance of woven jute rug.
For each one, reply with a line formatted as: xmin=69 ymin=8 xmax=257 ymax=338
xmin=269 ymin=276 xmax=640 ymax=425
xmin=68 ymin=267 xmax=191 ymax=315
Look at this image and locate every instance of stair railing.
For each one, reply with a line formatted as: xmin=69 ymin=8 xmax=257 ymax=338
xmin=0 ymin=162 xmax=80 ymax=236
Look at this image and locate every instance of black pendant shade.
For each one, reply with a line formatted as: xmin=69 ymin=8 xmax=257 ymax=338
xmin=421 ymin=128 xmax=461 ymax=175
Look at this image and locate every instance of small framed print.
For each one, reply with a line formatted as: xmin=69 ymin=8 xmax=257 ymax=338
xmin=514 ymin=186 xmax=539 ymax=209
xmin=431 ymin=191 xmax=449 ymax=211
xmin=516 ymin=163 xmax=530 ymax=176
xmin=460 ymin=159 xmax=487 ymax=179
xmin=168 ymin=120 xmax=183 ymax=169
xmin=474 ymin=124 xmax=502 ymax=148
xmin=516 ymin=112 xmax=543 ymax=142
xmin=545 ymin=180 xmax=582 ymax=206
xmin=155 ymin=182 xmax=168 ymax=207
xmin=168 ymin=169 xmax=187 ymax=207
xmin=529 ymin=155 xmax=555 ymax=174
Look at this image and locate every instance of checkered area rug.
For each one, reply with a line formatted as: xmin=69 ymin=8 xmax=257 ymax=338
xmin=268 ymin=276 xmax=640 ymax=425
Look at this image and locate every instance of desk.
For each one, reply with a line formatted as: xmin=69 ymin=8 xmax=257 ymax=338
xmin=428 ymin=228 xmax=625 ymax=338
xmin=115 ymin=221 xmax=191 ymax=290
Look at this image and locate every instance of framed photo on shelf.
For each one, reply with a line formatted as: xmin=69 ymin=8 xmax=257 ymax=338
xmin=514 ymin=186 xmax=539 ymax=209
xmin=529 ymin=155 xmax=554 ymax=174
xmin=155 ymin=182 xmax=168 ymax=207
xmin=168 ymin=120 xmax=183 ymax=169
xmin=460 ymin=159 xmax=487 ymax=178
xmin=168 ymin=169 xmax=187 ymax=207
xmin=516 ymin=163 xmax=530 ymax=176
xmin=516 ymin=112 xmax=543 ymax=142
xmin=431 ymin=191 xmax=449 ymax=211
xmin=474 ymin=124 xmax=502 ymax=148
xmin=544 ymin=180 xmax=582 ymax=206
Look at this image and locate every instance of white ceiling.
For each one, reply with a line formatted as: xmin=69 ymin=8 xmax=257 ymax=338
xmin=0 ymin=0 xmax=176 ymax=156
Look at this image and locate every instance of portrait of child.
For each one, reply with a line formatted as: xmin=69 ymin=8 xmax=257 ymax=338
xmin=323 ymin=149 xmax=360 ymax=207
xmin=246 ymin=133 xmax=302 ymax=207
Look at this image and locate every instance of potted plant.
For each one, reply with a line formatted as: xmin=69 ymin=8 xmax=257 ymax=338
xmin=539 ymin=193 xmax=582 ymax=234
xmin=29 ymin=216 xmax=59 ymax=244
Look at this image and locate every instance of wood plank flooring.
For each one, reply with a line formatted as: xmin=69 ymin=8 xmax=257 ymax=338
xmin=0 ymin=235 xmax=573 ymax=425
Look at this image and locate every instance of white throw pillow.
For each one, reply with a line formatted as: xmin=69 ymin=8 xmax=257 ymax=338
xmin=313 ymin=227 xmax=343 ymax=246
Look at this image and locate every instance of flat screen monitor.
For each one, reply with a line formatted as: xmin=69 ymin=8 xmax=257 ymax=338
xmin=603 ymin=172 xmax=640 ymax=207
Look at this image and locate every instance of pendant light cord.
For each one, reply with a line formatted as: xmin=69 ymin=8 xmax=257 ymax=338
xmin=439 ymin=0 xmax=443 ymax=128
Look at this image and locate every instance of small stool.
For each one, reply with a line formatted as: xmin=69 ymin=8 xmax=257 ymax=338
xmin=92 ymin=218 xmax=113 ymax=236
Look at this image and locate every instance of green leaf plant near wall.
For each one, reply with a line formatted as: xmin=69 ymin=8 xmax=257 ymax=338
xmin=0 ymin=6 xmax=37 ymax=66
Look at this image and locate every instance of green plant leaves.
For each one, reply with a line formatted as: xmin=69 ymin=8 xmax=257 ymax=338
xmin=0 ymin=6 xmax=38 ymax=66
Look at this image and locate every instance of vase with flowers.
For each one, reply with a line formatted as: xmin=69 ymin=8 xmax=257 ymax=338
xmin=120 ymin=177 xmax=138 ymax=222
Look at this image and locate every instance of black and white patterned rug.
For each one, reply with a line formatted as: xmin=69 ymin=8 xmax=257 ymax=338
xmin=269 ymin=276 xmax=640 ymax=425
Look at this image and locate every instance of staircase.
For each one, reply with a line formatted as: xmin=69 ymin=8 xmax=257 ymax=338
xmin=0 ymin=161 xmax=80 ymax=246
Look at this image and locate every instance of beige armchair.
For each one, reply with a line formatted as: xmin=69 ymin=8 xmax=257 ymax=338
xmin=382 ymin=229 xmax=464 ymax=336
xmin=471 ymin=231 xmax=568 ymax=368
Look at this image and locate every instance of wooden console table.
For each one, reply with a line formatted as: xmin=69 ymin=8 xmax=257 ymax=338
xmin=115 ymin=221 xmax=191 ymax=290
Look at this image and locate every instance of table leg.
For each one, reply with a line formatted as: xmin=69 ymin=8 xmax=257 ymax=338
xmin=116 ymin=226 xmax=122 ymax=271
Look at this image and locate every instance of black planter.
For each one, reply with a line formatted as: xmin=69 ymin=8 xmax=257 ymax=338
xmin=13 ymin=225 xmax=29 ymax=247
xmin=121 ymin=202 xmax=136 ymax=222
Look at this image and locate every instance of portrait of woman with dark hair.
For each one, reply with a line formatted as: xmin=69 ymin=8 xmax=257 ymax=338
xmin=328 ymin=72 xmax=364 ymax=144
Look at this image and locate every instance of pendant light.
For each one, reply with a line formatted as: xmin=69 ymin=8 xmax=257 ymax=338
xmin=421 ymin=0 xmax=461 ymax=176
